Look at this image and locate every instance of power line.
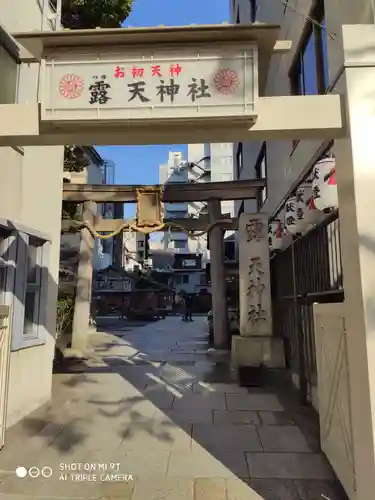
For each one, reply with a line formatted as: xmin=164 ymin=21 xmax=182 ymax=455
xmin=275 ymin=0 xmax=336 ymax=40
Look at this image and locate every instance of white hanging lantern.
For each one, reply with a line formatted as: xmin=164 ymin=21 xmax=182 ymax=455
xmin=312 ymin=157 xmax=338 ymax=211
xmin=268 ymin=220 xmax=284 ymax=251
xmin=284 ymin=196 xmax=299 ymax=234
xmin=302 ymin=183 xmax=323 ymax=226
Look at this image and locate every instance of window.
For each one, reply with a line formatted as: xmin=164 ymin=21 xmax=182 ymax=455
xmin=289 ymin=0 xmax=328 ymax=97
xmin=137 ymin=250 xmax=144 ymax=260
xmin=182 ymin=275 xmax=189 ymax=284
xmin=137 ymin=240 xmax=145 ymax=248
xmin=23 ymin=238 xmax=43 ymax=337
xmin=250 ymin=0 xmax=257 ymax=22
xmin=174 ymin=240 xmax=186 ymax=249
xmin=255 ymin=142 xmax=268 ymax=209
xmin=168 ymin=210 xmax=188 ymax=218
xmin=0 ymin=27 xmax=19 ymax=104
xmin=235 ymin=142 xmax=243 ymax=179
xmin=9 ymin=232 xmax=49 ymax=349
xmin=200 ymin=274 xmax=207 ymax=285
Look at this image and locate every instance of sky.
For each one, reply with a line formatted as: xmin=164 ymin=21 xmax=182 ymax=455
xmin=96 ymin=0 xmax=229 ymax=217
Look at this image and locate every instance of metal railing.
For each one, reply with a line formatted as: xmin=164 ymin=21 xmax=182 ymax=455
xmin=271 ymin=210 xmax=344 ymax=403
xmin=0 ymin=305 xmax=11 ymax=449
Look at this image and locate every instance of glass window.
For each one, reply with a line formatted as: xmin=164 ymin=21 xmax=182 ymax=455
xmin=236 ymin=142 xmax=243 ymax=179
xmin=250 ymin=0 xmax=257 ymax=22
xmin=301 ymin=34 xmax=318 ymax=95
xmin=0 ymin=44 xmax=18 ymax=104
xmin=255 ymin=142 xmax=268 ymax=209
xmin=289 ymin=0 xmax=327 ymax=97
xmin=182 ymin=275 xmax=189 ymax=284
xmin=321 ymin=18 xmax=329 ymax=88
xmin=174 ymin=240 xmax=186 ymax=249
xmin=23 ymin=238 xmax=43 ymax=336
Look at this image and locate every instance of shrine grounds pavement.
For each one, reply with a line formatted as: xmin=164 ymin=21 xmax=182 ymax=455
xmin=0 ymin=316 xmax=348 ymax=500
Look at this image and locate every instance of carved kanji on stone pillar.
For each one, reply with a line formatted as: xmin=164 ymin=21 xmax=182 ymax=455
xmin=239 ymin=213 xmax=272 ymax=337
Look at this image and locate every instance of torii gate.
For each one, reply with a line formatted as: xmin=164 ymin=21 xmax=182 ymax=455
xmin=0 ymin=23 xmax=344 ymax=367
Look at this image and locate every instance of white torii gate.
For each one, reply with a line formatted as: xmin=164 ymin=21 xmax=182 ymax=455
xmin=0 ymin=22 xmax=345 ymax=360
xmin=5 ymin=21 xmax=375 ymax=500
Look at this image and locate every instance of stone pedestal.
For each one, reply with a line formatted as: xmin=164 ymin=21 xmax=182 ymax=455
xmin=231 ymin=212 xmax=284 ymax=369
xmin=231 ymin=336 xmax=285 ymax=370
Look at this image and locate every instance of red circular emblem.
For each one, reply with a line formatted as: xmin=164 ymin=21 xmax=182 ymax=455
xmin=59 ymin=74 xmax=84 ymax=99
xmin=213 ymin=68 xmax=239 ymax=94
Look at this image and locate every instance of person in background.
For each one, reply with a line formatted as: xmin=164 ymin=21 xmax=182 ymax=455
xmin=185 ymin=293 xmax=193 ymax=322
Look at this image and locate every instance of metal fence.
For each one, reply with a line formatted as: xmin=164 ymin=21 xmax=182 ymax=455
xmin=270 ymin=210 xmax=344 ymax=403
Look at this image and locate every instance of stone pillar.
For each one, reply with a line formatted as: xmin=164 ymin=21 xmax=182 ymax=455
xmin=69 ymin=201 xmax=96 ymax=357
xmin=232 ymin=212 xmax=284 ymax=369
xmin=208 ymin=199 xmax=228 ymax=349
xmin=328 ymin=24 xmax=375 ymax=500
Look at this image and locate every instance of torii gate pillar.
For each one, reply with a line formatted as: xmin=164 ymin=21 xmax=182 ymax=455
xmin=66 ymin=201 xmax=96 ymax=357
xmin=208 ymin=200 xmax=229 ymax=349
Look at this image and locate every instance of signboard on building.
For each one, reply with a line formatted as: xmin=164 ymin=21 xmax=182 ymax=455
xmin=41 ymin=46 xmax=258 ymax=123
xmin=94 ymin=278 xmax=132 ymax=292
xmin=182 ymin=259 xmax=197 ymax=268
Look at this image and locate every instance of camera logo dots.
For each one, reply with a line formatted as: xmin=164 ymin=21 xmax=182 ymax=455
xmin=15 ymin=466 xmax=53 ymax=478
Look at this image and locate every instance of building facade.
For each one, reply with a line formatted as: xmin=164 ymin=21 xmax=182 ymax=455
xmin=0 ymin=2 xmax=64 ymax=429
xmin=232 ymin=0 xmax=375 ymax=498
xmin=159 ymin=151 xmax=189 ymax=252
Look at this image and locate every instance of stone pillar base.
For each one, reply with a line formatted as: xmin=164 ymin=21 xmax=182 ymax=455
xmin=231 ymin=335 xmax=285 ymax=369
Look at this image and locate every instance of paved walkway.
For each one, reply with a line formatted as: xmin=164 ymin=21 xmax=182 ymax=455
xmin=0 ymin=317 xmax=347 ymax=499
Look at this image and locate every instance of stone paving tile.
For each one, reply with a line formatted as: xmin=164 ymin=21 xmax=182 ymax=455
xmin=119 ymin=420 xmax=192 ymax=451
xmin=258 ymin=411 xmax=297 ymax=426
xmin=194 ymin=450 xmax=250 ymax=479
xmin=96 ymin=476 xmax=136 ymax=499
xmin=194 ymin=477 xmax=227 ymax=500
xmin=293 ymin=479 xmax=348 ymax=500
xmin=257 ymin=425 xmax=314 ymax=453
xmin=226 ymin=478 xmax=265 ymax=500
xmin=132 ymin=477 xmax=194 ymax=500
xmin=192 ymin=424 xmax=262 ymax=452
xmin=155 ymin=407 xmax=213 ymax=424
xmin=172 ymin=392 xmax=226 ymax=411
xmin=213 ymin=410 xmax=260 ymax=425
xmin=226 ymin=394 xmax=284 ymax=411
xmin=113 ymin=449 xmax=171 ymax=478
xmin=249 ymin=478 xmax=300 ymax=500
xmin=246 ymin=452 xmax=335 ymax=480
xmin=193 ymin=382 xmax=249 ymax=395
xmin=167 ymin=450 xmax=234 ymax=478
xmin=0 ymin=472 xmax=43 ymax=498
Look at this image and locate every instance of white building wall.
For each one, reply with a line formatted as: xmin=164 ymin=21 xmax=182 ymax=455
xmin=122 ymin=231 xmax=147 ymax=271
xmin=159 ymin=152 xmax=189 ymax=252
xmin=0 ymin=1 xmax=65 ymax=427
